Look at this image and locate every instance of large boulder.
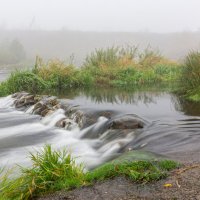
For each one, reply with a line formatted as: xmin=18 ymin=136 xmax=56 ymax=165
xmin=109 ymin=115 xmax=144 ymax=129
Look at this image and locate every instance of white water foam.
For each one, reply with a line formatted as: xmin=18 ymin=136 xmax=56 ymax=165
xmin=0 ymin=95 xmax=14 ymax=108
xmin=0 ymin=96 xmax=136 ymax=170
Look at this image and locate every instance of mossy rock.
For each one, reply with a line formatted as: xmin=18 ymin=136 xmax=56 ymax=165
xmin=110 ymin=150 xmax=166 ymax=164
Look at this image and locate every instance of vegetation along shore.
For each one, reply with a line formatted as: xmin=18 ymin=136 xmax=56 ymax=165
xmin=0 ymin=46 xmax=200 ymax=199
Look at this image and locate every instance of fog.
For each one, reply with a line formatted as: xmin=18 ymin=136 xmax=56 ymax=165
xmin=0 ymin=0 xmax=200 ymax=66
xmin=1 ymin=0 xmax=200 ymax=32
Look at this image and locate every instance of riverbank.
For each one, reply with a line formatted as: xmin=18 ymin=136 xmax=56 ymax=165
xmin=38 ymin=163 xmax=200 ymax=200
xmin=1 ymin=48 xmax=200 ymax=102
xmin=0 ymin=47 xmax=180 ymax=97
xmin=0 ymin=48 xmax=200 ymax=199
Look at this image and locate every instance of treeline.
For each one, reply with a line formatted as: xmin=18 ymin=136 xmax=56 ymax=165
xmin=0 ymin=39 xmax=26 ymax=65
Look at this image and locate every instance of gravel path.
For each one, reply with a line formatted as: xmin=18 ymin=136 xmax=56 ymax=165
xmin=37 ymin=163 xmax=200 ymax=200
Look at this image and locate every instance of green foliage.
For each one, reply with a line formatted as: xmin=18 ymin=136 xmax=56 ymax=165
xmin=0 ymin=47 xmax=180 ymax=97
xmin=86 ymin=160 xmax=178 ymax=183
xmin=178 ymin=51 xmax=200 ymax=101
xmin=0 ymin=144 xmax=178 ymax=199
xmin=34 ymin=58 xmax=93 ymax=89
xmin=83 ymin=46 xmax=179 ymax=87
xmin=181 ymin=51 xmax=200 ymax=88
xmin=158 ymin=160 xmax=180 ymax=171
xmin=0 ymin=71 xmax=47 ymax=95
xmin=0 ymin=82 xmax=9 ymax=96
xmin=84 ymin=46 xmax=138 ymax=69
xmin=0 ymin=145 xmax=85 ymax=199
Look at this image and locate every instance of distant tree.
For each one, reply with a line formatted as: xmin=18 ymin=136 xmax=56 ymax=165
xmin=0 ymin=39 xmax=26 ymax=65
xmin=9 ymin=39 xmax=26 ymax=63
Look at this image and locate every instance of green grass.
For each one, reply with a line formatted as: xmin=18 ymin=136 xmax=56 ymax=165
xmin=0 ymin=47 xmax=180 ymax=97
xmin=179 ymin=51 xmax=200 ymax=101
xmin=82 ymin=46 xmax=179 ymax=87
xmin=0 ymin=145 xmax=179 ymax=200
xmin=0 ymin=71 xmax=47 ymax=95
xmin=0 ymin=145 xmax=85 ymax=199
xmin=86 ymin=160 xmax=178 ymax=183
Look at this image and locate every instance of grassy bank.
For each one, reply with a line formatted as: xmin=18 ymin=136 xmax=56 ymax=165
xmin=0 ymin=145 xmax=178 ymax=200
xmin=179 ymin=51 xmax=200 ymax=101
xmin=0 ymin=47 xmax=180 ymax=97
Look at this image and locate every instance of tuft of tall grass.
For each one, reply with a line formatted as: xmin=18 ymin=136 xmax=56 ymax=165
xmin=84 ymin=46 xmax=137 ymax=69
xmin=35 ymin=59 xmax=78 ymax=88
xmin=180 ymin=51 xmax=200 ymax=92
xmin=0 ymin=145 xmax=85 ymax=199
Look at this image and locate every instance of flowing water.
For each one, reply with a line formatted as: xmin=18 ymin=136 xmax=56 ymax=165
xmin=1 ymin=88 xmax=200 ymax=170
xmin=0 ymin=69 xmax=10 ymax=82
xmin=0 ymin=68 xmax=200 ymax=169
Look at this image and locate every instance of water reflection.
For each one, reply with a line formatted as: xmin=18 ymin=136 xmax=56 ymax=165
xmin=1 ymin=87 xmax=200 ymax=166
xmin=56 ymin=86 xmax=171 ymax=105
xmin=55 ymin=87 xmax=200 ymax=118
xmin=173 ymin=96 xmax=200 ymax=116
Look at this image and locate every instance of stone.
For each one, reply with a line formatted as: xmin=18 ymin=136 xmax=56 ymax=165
xmin=109 ymin=115 xmax=144 ymax=129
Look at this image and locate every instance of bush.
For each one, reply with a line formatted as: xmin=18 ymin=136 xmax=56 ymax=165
xmin=1 ymin=71 xmax=47 ymax=94
xmin=181 ymin=51 xmax=200 ymax=90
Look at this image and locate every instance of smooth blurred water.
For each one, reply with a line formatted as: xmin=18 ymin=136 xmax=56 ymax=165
xmin=0 ymin=88 xmax=200 ymax=170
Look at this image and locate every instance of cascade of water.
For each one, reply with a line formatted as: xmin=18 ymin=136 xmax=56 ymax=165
xmin=0 ymin=95 xmax=137 ymax=170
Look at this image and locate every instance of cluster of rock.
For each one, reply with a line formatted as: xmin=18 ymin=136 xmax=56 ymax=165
xmin=11 ymin=92 xmax=145 ymax=132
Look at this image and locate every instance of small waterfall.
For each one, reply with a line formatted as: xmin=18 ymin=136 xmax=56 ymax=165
xmin=0 ymin=94 xmax=141 ymax=170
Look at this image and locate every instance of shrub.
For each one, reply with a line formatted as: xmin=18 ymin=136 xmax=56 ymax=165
xmin=1 ymin=71 xmax=47 ymax=95
xmin=181 ymin=51 xmax=200 ymax=90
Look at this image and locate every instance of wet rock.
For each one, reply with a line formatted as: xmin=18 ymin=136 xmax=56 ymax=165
xmin=40 ymin=108 xmax=52 ymax=117
xmin=31 ymin=96 xmax=59 ymax=116
xmin=109 ymin=115 xmax=144 ymax=129
xmin=32 ymin=102 xmax=48 ymax=115
xmin=11 ymin=92 xmax=145 ymax=132
xmin=110 ymin=150 xmax=165 ymax=164
xmin=41 ymin=96 xmax=58 ymax=107
xmin=55 ymin=118 xmax=78 ymax=130
xmin=14 ymin=94 xmax=36 ymax=108
xmin=12 ymin=92 xmax=29 ymax=99
xmin=71 ymin=110 xmax=86 ymax=128
xmin=100 ymin=111 xmax=112 ymax=119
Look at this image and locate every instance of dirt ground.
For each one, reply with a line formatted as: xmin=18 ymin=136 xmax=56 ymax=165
xmin=37 ymin=162 xmax=200 ymax=200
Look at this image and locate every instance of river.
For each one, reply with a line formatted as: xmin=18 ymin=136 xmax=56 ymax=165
xmin=0 ymin=70 xmax=200 ymax=170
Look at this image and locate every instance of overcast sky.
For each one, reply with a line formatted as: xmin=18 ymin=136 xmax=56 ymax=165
xmin=0 ymin=0 xmax=200 ymax=32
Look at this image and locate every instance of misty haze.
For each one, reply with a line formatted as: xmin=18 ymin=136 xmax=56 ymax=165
xmin=0 ymin=30 xmax=200 ymax=67
xmin=1 ymin=1 xmax=200 ymax=199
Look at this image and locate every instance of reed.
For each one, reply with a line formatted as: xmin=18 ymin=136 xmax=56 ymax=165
xmin=179 ymin=51 xmax=200 ymax=101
